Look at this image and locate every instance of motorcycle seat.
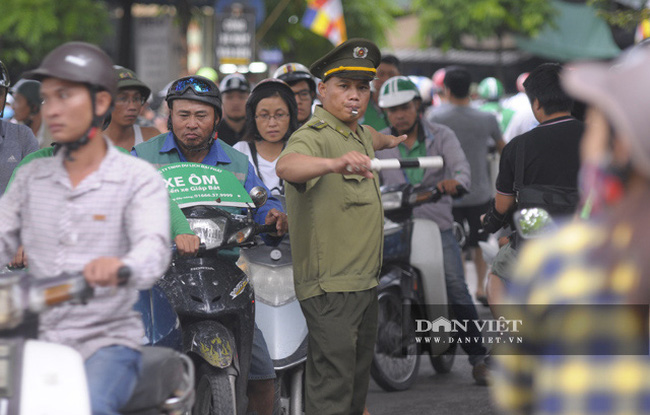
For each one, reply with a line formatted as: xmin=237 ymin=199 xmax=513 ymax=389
xmin=121 ymin=346 xmax=186 ymax=414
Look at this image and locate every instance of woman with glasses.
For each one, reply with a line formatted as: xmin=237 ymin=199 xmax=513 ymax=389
xmin=233 ymin=78 xmax=299 ymax=196
xmin=103 ymin=66 xmax=160 ymax=150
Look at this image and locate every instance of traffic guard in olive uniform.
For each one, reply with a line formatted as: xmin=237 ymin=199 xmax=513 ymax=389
xmin=277 ymin=38 xmax=392 ymax=415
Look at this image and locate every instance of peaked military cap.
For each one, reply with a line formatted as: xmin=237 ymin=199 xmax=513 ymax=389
xmin=310 ymin=38 xmax=381 ymax=82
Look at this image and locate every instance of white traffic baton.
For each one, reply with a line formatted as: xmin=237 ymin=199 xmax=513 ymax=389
xmin=369 ymin=156 xmax=444 ymax=171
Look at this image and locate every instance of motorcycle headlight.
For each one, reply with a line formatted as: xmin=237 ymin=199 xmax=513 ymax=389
xmin=381 ymin=190 xmax=403 ymax=211
xmin=188 ymin=217 xmax=227 ymax=250
xmin=238 ymin=255 xmax=296 ymax=307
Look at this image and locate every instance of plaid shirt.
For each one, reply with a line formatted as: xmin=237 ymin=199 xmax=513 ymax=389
xmin=0 ymin=138 xmax=171 ymax=359
xmin=491 ymin=221 xmax=650 ymax=415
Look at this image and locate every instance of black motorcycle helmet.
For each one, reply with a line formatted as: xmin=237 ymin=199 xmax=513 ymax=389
xmin=244 ymin=78 xmax=298 ymax=143
xmin=166 ymin=75 xmax=222 ymax=120
xmin=166 ymin=75 xmax=223 ymax=153
xmin=0 ymin=59 xmax=10 ymax=118
xmin=24 ymin=42 xmax=117 ymax=155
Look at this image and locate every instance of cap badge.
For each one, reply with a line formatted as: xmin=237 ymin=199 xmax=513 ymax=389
xmin=353 ymin=47 xmax=368 ymax=59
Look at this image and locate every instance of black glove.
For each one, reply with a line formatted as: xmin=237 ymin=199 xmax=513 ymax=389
xmin=481 ymin=199 xmax=509 ymax=234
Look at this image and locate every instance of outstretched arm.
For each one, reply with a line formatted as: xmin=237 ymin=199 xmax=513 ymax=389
xmin=364 ymin=125 xmax=407 ymax=151
xmin=276 ymin=151 xmax=374 ymax=184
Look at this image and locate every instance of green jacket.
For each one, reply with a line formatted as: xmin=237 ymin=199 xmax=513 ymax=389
xmin=131 ymin=133 xmax=250 ymax=185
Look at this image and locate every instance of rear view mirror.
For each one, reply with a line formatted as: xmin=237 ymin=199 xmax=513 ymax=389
xmin=514 ymin=208 xmax=555 ymax=239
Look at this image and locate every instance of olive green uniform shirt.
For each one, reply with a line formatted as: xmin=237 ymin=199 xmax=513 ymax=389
xmin=281 ymin=106 xmax=383 ymax=301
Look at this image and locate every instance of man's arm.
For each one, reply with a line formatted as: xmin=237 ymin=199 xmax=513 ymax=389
xmin=490 ymin=116 xmax=506 ymax=154
xmin=495 ymin=192 xmax=516 ymax=214
xmin=276 ymin=151 xmax=374 ymax=184
xmin=0 ymin=168 xmax=26 ymax=266
xmin=121 ymin=165 xmax=172 ymax=290
xmin=364 ymin=125 xmax=407 ymax=151
xmin=242 ymin=163 xmax=287 ymax=233
xmin=435 ymin=127 xmax=471 ymax=195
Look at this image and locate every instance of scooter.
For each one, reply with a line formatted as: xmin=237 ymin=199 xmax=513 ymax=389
xmin=371 ymin=182 xmax=467 ymax=392
xmin=155 ymin=162 xmax=277 ymax=415
xmin=0 ymin=269 xmax=195 ymax=415
xmin=237 ymin=202 xmax=306 ymax=415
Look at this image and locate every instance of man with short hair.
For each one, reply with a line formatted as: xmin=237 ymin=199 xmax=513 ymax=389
xmin=217 ymin=73 xmax=250 ymax=146
xmin=0 ymin=60 xmax=39 ymax=195
xmin=363 ymin=54 xmax=401 ymax=131
xmin=428 ymin=66 xmax=505 ymax=304
xmin=375 ymin=76 xmax=491 ymax=385
xmin=274 ymin=62 xmax=317 ymax=127
xmin=482 ymin=63 xmax=583 ymax=304
xmin=0 ymin=42 xmax=171 ymax=415
xmin=132 ymin=75 xmax=287 ymax=415
xmin=277 ymin=38 xmax=404 ymax=415
xmin=103 ymin=66 xmax=160 ymax=150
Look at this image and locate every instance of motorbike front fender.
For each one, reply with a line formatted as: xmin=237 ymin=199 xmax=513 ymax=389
xmin=184 ymin=321 xmax=235 ymax=369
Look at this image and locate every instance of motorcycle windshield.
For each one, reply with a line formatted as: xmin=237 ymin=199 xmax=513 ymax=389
xmin=158 ymin=163 xmax=254 ymax=209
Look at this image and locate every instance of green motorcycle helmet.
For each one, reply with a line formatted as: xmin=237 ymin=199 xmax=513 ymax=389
xmin=378 ymin=76 xmax=421 ymax=109
xmin=477 ymin=77 xmax=504 ymax=101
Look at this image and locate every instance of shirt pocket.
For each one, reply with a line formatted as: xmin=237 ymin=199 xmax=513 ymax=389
xmin=342 ymin=175 xmax=375 ymax=208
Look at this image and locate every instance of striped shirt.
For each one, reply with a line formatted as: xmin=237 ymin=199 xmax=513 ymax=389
xmin=0 ymin=137 xmax=171 ymax=359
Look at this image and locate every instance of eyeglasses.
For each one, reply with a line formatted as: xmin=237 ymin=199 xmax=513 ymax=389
xmin=294 ymin=90 xmax=313 ymax=101
xmin=169 ymin=77 xmax=218 ymax=96
xmin=255 ymin=113 xmax=290 ymax=122
xmin=115 ymin=95 xmax=146 ymax=106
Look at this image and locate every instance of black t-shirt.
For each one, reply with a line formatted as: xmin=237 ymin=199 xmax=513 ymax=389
xmin=496 ymin=116 xmax=584 ymax=195
xmin=217 ymin=121 xmax=245 ymax=147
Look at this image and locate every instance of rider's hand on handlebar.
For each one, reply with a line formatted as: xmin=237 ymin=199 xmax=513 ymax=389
xmin=332 ymin=151 xmax=374 ymax=179
xmin=83 ymin=257 xmax=127 ymax=287
xmin=9 ymin=245 xmax=28 ymax=268
xmin=437 ymin=179 xmax=463 ymax=196
xmin=265 ymin=208 xmax=288 ymax=236
xmin=174 ymin=234 xmax=201 ymax=257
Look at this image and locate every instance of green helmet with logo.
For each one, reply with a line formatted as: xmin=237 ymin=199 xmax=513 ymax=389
xmin=477 ymin=77 xmax=504 ymax=100
xmin=378 ymin=76 xmax=421 ymax=109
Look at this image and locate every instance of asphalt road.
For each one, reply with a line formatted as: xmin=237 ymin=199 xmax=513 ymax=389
xmin=365 ymin=260 xmax=500 ymax=415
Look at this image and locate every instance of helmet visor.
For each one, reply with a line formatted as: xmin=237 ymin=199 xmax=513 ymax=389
xmin=170 ymin=77 xmax=219 ymax=97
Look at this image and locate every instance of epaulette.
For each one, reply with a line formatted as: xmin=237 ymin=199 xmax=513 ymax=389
xmin=308 ymin=119 xmax=328 ymax=130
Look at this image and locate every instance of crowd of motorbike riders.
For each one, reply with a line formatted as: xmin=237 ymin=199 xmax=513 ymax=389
xmin=1 ymin=34 xmax=650 ymax=415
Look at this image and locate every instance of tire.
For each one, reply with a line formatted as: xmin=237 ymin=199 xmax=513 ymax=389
xmin=430 ymin=342 xmax=457 ymax=374
xmin=370 ymin=288 xmax=420 ymax=392
xmin=193 ymin=364 xmax=236 ymax=415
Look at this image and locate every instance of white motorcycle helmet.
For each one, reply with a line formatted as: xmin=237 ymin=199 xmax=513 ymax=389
xmin=378 ymin=76 xmax=421 ymax=109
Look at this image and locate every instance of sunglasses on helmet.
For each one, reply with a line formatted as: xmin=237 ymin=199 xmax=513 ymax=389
xmin=169 ymin=77 xmax=219 ymax=96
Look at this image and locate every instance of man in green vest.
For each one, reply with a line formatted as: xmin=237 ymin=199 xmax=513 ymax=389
xmin=132 ymin=75 xmax=287 ymax=415
xmin=277 ymin=38 xmax=404 ymax=415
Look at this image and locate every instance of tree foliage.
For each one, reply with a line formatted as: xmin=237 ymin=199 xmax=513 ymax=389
xmin=589 ymin=0 xmax=650 ymax=29
xmin=259 ymin=0 xmax=401 ymax=66
xmin=0 ymin=0 xmax=111 ymax=77
xmin=412 ymin=0 xmax=558 ymax=49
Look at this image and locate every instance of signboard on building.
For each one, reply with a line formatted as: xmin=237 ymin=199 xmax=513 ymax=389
xmin=134 ymin=16 xmax=183 ymax=94
xmin=215 ymin=9 xmax=256 ymax=66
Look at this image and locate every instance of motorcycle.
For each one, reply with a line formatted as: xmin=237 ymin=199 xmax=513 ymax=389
xmin=237 ymin=202 xmax=306 ymax=415
xmin=155 ymin=162 xmax=277 ymax=415
xmin=371 ymin=182 xmax=468 ymax=392
xmin=0 ymin=268 xmax=195 ymax=415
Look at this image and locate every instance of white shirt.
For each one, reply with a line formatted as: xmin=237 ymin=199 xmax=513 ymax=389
xmin=0 ymin=137 xmax=171 ymax=358
xmin=233 ymin=141 xmax=283 ymax=196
